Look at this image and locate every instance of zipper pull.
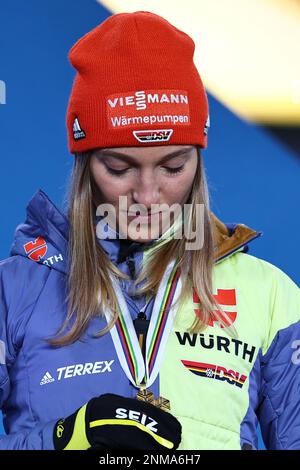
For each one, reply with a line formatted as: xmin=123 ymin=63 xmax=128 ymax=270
xmin=137 ymin=311 xmax=147 ymax=320
xmin=133 ymin=310 xmax=149 ymax=360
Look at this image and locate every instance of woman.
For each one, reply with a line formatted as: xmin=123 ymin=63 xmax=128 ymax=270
xmin=0 ymin=11 xmax=299 ymax=450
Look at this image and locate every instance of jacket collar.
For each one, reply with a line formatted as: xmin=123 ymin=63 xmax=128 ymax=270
xmin=10 ymin=189 xmax=262 ymax=271
xmin=211 ymin=212 xmax=262 ymax=263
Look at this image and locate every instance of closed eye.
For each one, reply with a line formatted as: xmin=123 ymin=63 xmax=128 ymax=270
xmin=164 ymin=165 xmax=185 ymax=175
xmin=105 ymin=167 xmax=129 ymax=175
xmin=105 ymin=165 xmax=185 ymax=176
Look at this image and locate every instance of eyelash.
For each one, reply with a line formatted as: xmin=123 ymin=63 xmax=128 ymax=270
xmin=105 ymin=167 xmax=129 ymax=176
xmin=164 ymin=165 xmax=185 ymax=175
xmin=105 ymin=165 xmax=185 ymax=176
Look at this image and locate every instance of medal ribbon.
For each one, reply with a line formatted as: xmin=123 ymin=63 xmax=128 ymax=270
xmin=105 ymin=258 xmax=183 ymax=388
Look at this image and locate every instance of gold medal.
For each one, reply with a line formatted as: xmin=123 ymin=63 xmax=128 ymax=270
xmin=152 ymin=395 xmax=171 ymax=412
xmin=136 ymin=386 xmax=171 ymax=412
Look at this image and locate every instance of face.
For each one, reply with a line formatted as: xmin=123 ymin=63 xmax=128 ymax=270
xmin=90 ymin=145 xmax=198 ymax=242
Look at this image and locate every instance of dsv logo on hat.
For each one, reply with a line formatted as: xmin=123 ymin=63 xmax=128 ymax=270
xmin=133 ymin=129 xmax=173 ymax=143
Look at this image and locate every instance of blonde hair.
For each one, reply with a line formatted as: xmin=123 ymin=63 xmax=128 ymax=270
xmin=50 ymin=147 xmax=229 ymax=346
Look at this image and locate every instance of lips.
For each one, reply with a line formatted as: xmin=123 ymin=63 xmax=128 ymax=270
xmin=127 ymin=212 xmax=161 ymax=217
xmin=127 ymin=212 xmax=163 ymax=223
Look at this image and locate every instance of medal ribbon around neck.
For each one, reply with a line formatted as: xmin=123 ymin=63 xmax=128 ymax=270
xmin=105 ymin=258 xmax=183 ymax=389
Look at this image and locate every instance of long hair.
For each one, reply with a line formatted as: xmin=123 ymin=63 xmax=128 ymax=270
xmin=50 ymin=147 xmax=230 ymax=346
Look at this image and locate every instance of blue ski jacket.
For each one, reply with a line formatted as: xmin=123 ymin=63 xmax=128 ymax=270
xmin=0 ymin=189 xmax=299 ymax=449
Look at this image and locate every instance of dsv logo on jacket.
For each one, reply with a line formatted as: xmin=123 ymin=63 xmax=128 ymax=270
xmin=181 ymin=360 xmax=247 ymax=388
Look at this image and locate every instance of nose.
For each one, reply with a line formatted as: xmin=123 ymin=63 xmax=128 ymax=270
xmin=132 ymin=171 xmax=160 ymax=208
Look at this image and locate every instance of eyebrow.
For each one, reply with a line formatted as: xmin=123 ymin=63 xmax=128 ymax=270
xmin=99 ymin=146 xmax=193 ymax=164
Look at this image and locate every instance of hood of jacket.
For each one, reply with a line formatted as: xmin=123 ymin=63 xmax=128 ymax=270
xmin=9 ymin=189 xmax=263 ymax=274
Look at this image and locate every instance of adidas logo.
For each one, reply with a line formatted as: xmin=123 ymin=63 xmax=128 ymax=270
xmin=40 ymin=372 xmax=55 ymax=385
xmin=204 ymin=114 xmax=210 ymax=135
xmin=73 ymin=117 xmax=86 ymax=140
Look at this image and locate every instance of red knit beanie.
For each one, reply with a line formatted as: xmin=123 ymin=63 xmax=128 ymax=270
xmin=66 ymin=11 xmax=210 ymax=153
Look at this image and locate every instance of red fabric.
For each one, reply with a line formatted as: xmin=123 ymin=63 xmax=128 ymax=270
xmin=66 ymin=11 xmax=209 ymax=153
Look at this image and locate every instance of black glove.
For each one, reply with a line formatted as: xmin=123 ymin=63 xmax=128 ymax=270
xmin=53 ymin=393 xmax=182 ymax=450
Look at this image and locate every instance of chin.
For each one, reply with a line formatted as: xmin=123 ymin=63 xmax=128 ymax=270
xmin=127 ymin=236 xmax=155 ymax=243
xmin=125 ymin=226 xmax=161 ymax=243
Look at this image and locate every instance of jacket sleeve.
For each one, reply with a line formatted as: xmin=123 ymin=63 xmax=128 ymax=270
xmin=257 ymin=263 xmax=300 ymax=450
xmin=0 ymin=259 xmax=56 ymax=449
xmin=0 ymin=422 xmax=56 ymax=450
